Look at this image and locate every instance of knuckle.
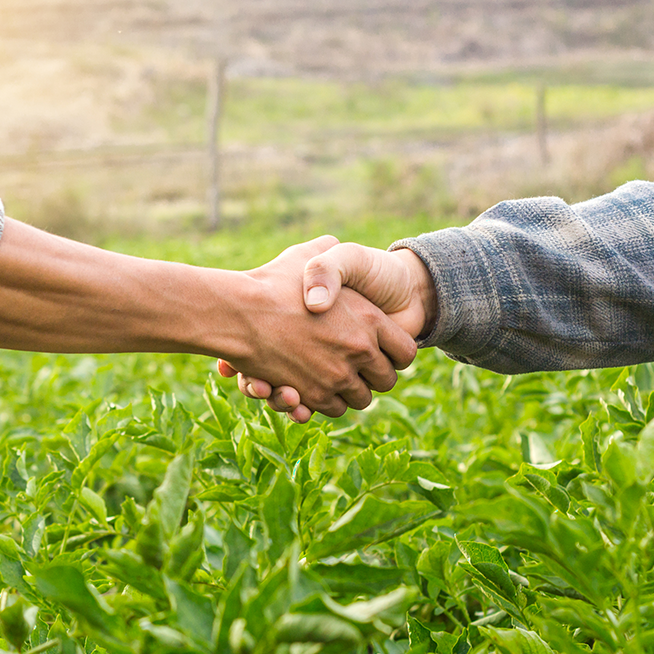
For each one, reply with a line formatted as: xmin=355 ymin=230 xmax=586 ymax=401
xmin=376 ymin=371 xmax=398 ymax=393
xmin=350 ymin=391 xmax=372 ymax=411
xmin=349 ymin=335 xmax=376 ymax=357
xmin=329 ymin=364 xmax=355 ymax=389
xmin=305 ymin=256 xmax=331 ymax=277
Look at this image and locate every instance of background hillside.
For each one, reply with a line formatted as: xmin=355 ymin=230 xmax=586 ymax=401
xmin=1 ymin=0 xmax=653 ymax=240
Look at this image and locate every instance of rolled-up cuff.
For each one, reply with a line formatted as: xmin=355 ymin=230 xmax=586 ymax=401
xmin=389 ymin=227 xmax=501 ymax=356
xmin=0 ymin=199 xmax=4 ymax=243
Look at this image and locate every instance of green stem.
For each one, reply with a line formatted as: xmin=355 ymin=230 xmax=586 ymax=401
xmin=59 ymin=499 xmax=78 ymax=555
xmin=23 ymin=640 xmax=60 ymax=654
xmin=442 ymin=605 xmax=465 ymax=630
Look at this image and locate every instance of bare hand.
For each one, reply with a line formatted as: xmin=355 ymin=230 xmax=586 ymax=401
xmin=303 ymin=243 xmax=437 ymax=339
xmin=218 ymin=237 xmax=417 ymax=419
xmin=220 ymin=240 xmax=436 ymax=422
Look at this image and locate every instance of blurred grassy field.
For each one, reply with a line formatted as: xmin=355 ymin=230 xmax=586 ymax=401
xmin=145 ymin=77 xmax=654 ymax=145
xmin=2 ymin=64 xmax=654 ymax=244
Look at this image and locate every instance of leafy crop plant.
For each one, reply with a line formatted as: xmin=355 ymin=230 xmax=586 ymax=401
xmin=0 ymin=350 xmax=653 ymax=653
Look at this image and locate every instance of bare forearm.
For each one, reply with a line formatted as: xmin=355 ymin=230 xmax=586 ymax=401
xmin=0 ymin=217 xmax=249 ymax=357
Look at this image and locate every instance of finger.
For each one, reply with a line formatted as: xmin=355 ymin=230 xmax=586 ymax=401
xmin=217 ymin=359 xmax=238 ymax=377
xmin=337 ymin=380 xmax=374 ymax=411
xmin=376 ymin=315 xmax=418 ymax=371
xmin=312 ymin=396 xmax=348 ymax=419
xmin=266 ymin=386 xmax=301 ymax=412
xmin=237 ymin=373 xmax=273 ymax=400
xmin=304 ymin=243 xmax=373 ymax=314
xmin=276 ymin=234 xmax=340 ymax=269
xmin=359 ymin=358 xmax=398 ymax=394
xmin=288 ymin=404 xmax=313 ymax=424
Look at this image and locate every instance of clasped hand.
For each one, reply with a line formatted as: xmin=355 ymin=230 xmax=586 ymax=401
xmin=219 ymin=237 xmax=437 ymax=422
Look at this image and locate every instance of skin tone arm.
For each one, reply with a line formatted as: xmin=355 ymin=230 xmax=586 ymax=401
xmin=219 ymin=242 xmax=438 ymax=422
xmin=0 ymin=218 xmax=417 ymax=417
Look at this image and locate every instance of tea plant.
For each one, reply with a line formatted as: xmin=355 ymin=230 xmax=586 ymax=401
xmin=0 ymin=345 xmax=654 ymax=653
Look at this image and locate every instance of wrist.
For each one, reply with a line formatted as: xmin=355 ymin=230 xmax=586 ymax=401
xmin=158 ymin=264 xmax=257 ymax=362
xmin=391 ymin=248 xmax=437 ymax=339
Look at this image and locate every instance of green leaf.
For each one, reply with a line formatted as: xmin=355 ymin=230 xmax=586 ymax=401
xmin=246 ymin=422 xmax=284 ymax=458
xmin=204 ymin=380 xmax=237 ymax=438
xmin=357 ymin=446 xmax=381 ymax=484
xmin=337 ymin=459 xmax=362 ymax=498
xmin=33 ymin=565 xmax=118 ymax=635
xmin=136 ymin=504 xmax=166 ymax=569
xmin=71 ymin=431 xmax=122 ymax=491
xmin=80 ymin=487 xmax=108 ymax=526
xmin=165 ymin=578 xmax=214 ymax=647
xmin=480 ymin=626 xmax=554 ymax=654
xmin=134 ymin=433 xmax=177 ymax=453
xmin=120 ymin=497 xmax=144 ymax=534
xmin=602 ymin=437 xmax=637 ymax=489
xmin=308 ymin=433 xmax=330 ymax=481
xmin=646 ymin=390 xmax=654 ymax=424
xmin=63 ymin=410 xmax=92 ymax=461
xmin=384 ymin=450 xmax=411 ymax=480
xmin=261 ymin=469 xmax=298 ymax=563
xmin=0 ymin=536 xmax=30 ymax=595
xmin=167 ymin=511 xmax=205 ymax=582
xmin=307 ymin=497 xmax=438 ymax=561
xmin=611 ymin=367 xmax=645 ymax=421
xmin=152 ymin=450 xmax=194 ymax=539
xmin=273 ymin=613 xmax=362 ymax=645
xmin=223 ymin=521 xmax=253 ymax=581
xmin=263 ymin=405 xmax=287 ymax=452
xmin=537 ymin=597 xmax=616 ymax=645
xmin=0 ymin=597 xmax=37 ymax=651
xmin=507 ymin=464 xmax=569 ymax=513
xmin=195 ymin=484 xmax=248 ymax=502
xmin=416 ymin=540 xmax=451 ymax=593
xmin=408 ymin=476 xmax=455 ymax=511
xmin=520 ymin=432 xmax=554 ymax=465
xmin=407 ymin=615 xmax=432 ymax=650
xmin=22 ymin=513 xmax=45 ymax=558
xmin=96 ymin=405 xmax=133 ymax=436
xmin=580 ymin=415 xmax=602 ymax=473
xmin=432 ymin=629 xmax=470 ymax=654
xmin=170 ymin=402 xmax=194 ymax=449
xmin=311 ymin=563 xmax=406 ymax=596
xmin=323 ymin=587 xmax=418 ymax=629
xmin=457 ymin=541 xmax=523 ymax=621
xmin=149 ymin=387 xmax=166 ymax=433
xmin=399 ymin=461 xmax=448 ymax=484
xmin=637 ymin=419 xmax=654 ymax=483
xmin=103 ymin=549 xmax=166 ymax=600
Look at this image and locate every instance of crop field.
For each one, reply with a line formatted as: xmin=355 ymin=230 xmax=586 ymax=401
xmin=3 ymin=2 xmax=654 ymax=651
xmin=0 ymin=220 xmax=654 ymax=654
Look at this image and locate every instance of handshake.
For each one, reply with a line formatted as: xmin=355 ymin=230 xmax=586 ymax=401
xmin=217 ymin=236 xmax=437 ymax=423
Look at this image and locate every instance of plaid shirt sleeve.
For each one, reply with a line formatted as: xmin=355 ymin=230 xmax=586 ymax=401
xmin=389 ymin=180 xmax=654 ymax=374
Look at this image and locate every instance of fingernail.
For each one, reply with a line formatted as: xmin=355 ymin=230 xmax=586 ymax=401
xmin=306 ymin=286 xmax=329 ymax=307
xmin=246 ymin=383 xmax=258 ymax=399
xmin=288 ymin=413 xmax=299 ymax=423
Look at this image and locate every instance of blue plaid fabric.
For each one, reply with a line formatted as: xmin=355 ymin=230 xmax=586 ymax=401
xmin=391 ymin=181 xmax=654 ymax=374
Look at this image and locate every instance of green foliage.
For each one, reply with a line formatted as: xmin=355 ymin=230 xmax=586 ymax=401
xmin=2 ymin=291 xmax=654 ymax=651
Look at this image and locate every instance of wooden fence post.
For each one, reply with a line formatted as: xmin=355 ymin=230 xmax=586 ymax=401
xmin=207 ymin=58 xmax=226 ymax=231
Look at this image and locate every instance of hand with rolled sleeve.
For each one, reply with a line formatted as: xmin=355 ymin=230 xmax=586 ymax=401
xmin=227 ymin=180 xmax=654 ymax=421
xmin=0 ymin=205 xmax=417 ymax=418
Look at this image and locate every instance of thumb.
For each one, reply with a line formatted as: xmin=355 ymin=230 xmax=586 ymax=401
xmin=304 ymin=243 xmax=373 ymax=314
